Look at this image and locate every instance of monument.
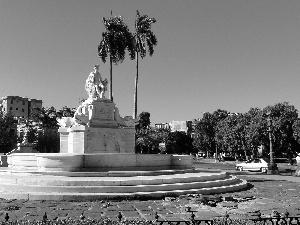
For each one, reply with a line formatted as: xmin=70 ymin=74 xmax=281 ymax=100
xmin=33 ymin=65 xmax=192 ymax=172
xmin=0 ymin=65 xmax=247 ymax=200
xmin=58 ymin=65 xmax=137 ymax=155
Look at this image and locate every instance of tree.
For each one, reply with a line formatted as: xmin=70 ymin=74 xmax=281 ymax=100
xmin=136 ymin=127 xmax=169 ymax=154
xmin=137 ymin=111 xmax=151 ymax=129
xmin=262 ymin=102 xmax=298 ymax=159
xmin=193 ymin=110 xmax=228 ymax=156
xmin=56 ymin=106 xmax=76 ymax=119
xmin=30 ymin=107 xmax=59 ymax=129
xmin=165 ymin=131 xmax=196 ymax=155
xmin=34 ymin=129 xmax=60 ymax=153
xmin=0 ymin=111 xmax=18 ymax=153
xmin=26 ymin=107 xmax=60 ymax=153
xmin=216 ymin=113 xmax=251 ymax=159
xmin=98 ymin=15 xmax=134 ymax=101
xmin=132 ymin=11 xmax=157 ymax=119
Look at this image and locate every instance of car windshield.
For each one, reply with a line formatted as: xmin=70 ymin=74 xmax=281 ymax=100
xmin=245 ymin=158 xmax=269 ymax=163
xmin=245 ymin=159 xmax=254 ymax=163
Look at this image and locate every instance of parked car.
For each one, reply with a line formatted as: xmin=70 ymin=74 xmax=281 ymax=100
xmin=235 ymin=158 xmax=269 ymax=173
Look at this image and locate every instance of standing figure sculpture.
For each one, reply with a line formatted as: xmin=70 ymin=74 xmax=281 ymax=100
xmin=85 ymin=65 xmax=108 ymax=99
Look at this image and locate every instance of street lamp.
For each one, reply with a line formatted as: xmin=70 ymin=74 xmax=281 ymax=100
xmin=266 ymin=112 xmax=280 ymax=175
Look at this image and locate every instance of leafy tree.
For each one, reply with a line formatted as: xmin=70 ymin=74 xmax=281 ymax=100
xmin=262 ymin=102 xmax=298 ymax=159
xmin=132 ymin=10 xmax=157 ymax=118
xmin=56 ymin=106 xmax=76 ymax=118
xmin=244 ymin=108 xmax=264 ymax=149
xmin=216 ymin=113 xmax=251 ymax=159
xmin=165 ymin=131 xmax=196 ymax=155
xmin=137 ymin=111 xmax=151 ymax=129
xmin=26 ymin=106 xmax=60 ymax=153
xmin=34 ymin=129 xmax=60 ymax=153
xmin=136 ymin=127 xmax=169 ymax=154
xmin=193 ymin=109 xmax=228 ymax=156
xmin=98 ymin=15 xmax=135 ymax=101
xmin=0 ymin=111 xmax=18 ymax=153
xmin=30 ymin=107 xmax=59 ymax=129
xmin=17 ymin=118 xmax=39 ymax=144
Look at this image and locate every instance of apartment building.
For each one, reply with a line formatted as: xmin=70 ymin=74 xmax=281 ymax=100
xmin=0 ymin=96 xmax=42 ymax=119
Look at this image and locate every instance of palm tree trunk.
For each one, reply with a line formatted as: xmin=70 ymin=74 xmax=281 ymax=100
xmin=109 ymin=56 xmax=113 ymax=101
xmin=133 ymin=52 xmax=139 ymax=119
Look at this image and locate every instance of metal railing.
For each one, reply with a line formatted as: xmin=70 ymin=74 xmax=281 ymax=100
xmin=156 ymin=211 xmax=300 ymax=225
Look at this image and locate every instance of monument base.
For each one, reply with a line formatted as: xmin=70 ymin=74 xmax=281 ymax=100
xmin=59 ymin=126 xmax=135 ymax=154
xmin=7 ymin=153 xmax=193 ymax=172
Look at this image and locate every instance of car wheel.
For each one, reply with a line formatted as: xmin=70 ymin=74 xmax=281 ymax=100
xmin=261 ymin=167 xmax=267 ymax=173
xmin=238 ymin=166 xmax=243 ymax=171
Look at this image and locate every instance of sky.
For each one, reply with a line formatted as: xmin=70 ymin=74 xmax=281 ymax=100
xmin=1 ymin=0 xmax=300 ymax=125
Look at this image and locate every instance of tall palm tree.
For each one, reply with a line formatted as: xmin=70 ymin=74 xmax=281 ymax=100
xmin=132 ymin=10 xmax=157 ymax=118
xmin=98 ymin=15 xmax=134 ymax=101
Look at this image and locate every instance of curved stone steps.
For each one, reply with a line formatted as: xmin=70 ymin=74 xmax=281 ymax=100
xmin=1 ymin=168 xmax=197 ymax=177
xmin=0 ymin=179 xmax=248 ymax=201
xmin=0 ymin=171 xmax=228 ymax=186
xmin=0 ymin=175 xmax=241 ymax=193
xmin=0 ymin=169 xmax=248 ymax=201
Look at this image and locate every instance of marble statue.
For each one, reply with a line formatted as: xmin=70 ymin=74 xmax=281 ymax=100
xmin=73 ymin=98 xmax=92 ymax=125
xmin=85 ymin=65 xmax=108 ymax=99
xmin=59 ymin=64 xmax=139 ymax=128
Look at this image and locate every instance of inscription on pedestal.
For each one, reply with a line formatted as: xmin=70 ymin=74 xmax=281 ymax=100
xmin=93 ymin=104 xmax=114 ymax=120
xmin=88 ymin=100 xmax=118 ymax=128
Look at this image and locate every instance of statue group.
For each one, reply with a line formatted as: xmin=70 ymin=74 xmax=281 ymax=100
xmin=85 ymin=65 xmax=108 ymax=99
xmin=60 ymin=64 xmax=139 ymax=128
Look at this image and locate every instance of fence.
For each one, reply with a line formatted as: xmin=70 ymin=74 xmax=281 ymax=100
xmin=156 ymin=211 xmax=300 ymax=225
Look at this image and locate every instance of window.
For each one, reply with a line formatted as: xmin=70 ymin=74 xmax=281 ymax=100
xmin=22 ymin=101 xmax=25 ymax=105
xmin=16 ymin=108 xmax=18 ymax=110
xmin=22 ymin=109 xmax=24 ymax=112
xmin=10 ymin=100 xmax=13 ymax=104
xmin=10 ymin=107 xmax=12 ymax=110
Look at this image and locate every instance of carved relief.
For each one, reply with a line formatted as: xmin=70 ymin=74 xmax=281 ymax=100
xmin=86 ymin=130 xmax=120 ymax=153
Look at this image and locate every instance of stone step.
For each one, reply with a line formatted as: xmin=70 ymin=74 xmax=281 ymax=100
xmin=0 ymin=169 xmax=248 ymax=201
xmin=0 ymin=171 xmax=228 ymax=186
xmin=0 ymin=179 xmax=248 ymax=201
xmin=0 ymin=175 xmax=241 ymax=193
xmin=0 ymin=168 xmax=197 ymax=177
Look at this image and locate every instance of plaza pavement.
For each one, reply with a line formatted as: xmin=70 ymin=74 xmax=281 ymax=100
xmin=0 ymin=163 xmax=299 ymax=222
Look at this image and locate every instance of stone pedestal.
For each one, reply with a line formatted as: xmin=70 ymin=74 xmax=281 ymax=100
xmin=59 ymin=126 xmax=135 ymax=154
xmin=88 ymin=99 xmax=118 ymax=128
xmin=59 ymin=97 xmax=136 ymax=154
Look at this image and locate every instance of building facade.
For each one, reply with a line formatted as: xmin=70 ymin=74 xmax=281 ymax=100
xmin=0 ymin=96 xmax=42 ymax=119
xmin=155 ymin=120 xmax=194 ymax=136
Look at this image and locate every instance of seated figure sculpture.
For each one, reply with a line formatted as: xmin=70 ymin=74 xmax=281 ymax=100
xmin=85 ymin=65 xmax=108 ymax=99
xmin=72 ymin=64 xmax=138 ymax=128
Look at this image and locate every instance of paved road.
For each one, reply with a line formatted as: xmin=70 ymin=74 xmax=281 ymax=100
xmin=194 ymin=159 xmax=300 ymax=183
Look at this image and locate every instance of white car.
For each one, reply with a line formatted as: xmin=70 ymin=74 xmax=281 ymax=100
xmin=235 ymin=158 xmax=269 ymax=173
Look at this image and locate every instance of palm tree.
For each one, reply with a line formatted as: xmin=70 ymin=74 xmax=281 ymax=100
xmin=98 ymin=15 xmax=134 ymax=101
xmin=132 ymin=10 xmax=157 ymax=119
